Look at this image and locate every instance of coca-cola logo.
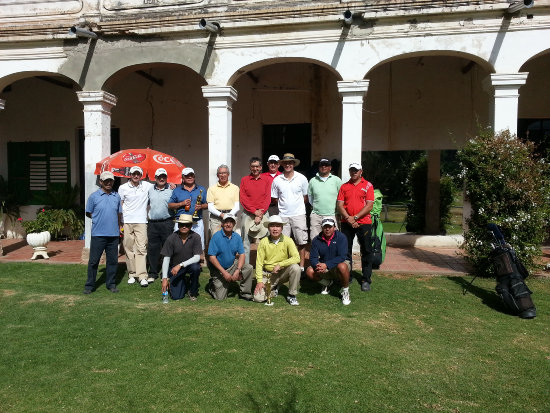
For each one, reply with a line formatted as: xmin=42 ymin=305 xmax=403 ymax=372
xmin=153 ymin=154 xmax=175 ymax=165
xmin=122 ymin=153 xmax=146 ymax=163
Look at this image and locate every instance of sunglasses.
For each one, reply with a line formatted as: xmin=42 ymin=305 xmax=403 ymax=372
xmin=183 ymin=174 xmax=195 ymax=178
xmin=178 ymin=223 xmax=192 ymax=228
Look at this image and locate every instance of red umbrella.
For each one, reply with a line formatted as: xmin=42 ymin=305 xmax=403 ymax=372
xmin=94 ymin=148 xmax=185 ymax=184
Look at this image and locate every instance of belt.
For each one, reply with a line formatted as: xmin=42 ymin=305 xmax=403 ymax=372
xmin=149 ymin=217 xmax=172 ymax=223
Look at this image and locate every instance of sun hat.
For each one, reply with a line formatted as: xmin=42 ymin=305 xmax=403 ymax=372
xmin=280 ymin=153 xmax=300 ymax=167
xmin=155 ymin=168 xmax=168 ymax=177
xmin=100 ymin=171 xmax=114 ymax=181
xmin=245 ymin=215 xmax=269 ymax=239
xmin=263 ymin=215 xmax=286 ymax=228
xmin=129 ymin=166 xmax=143 ymax=175
xmin=174 ymin=215 xmax=193 ymax=224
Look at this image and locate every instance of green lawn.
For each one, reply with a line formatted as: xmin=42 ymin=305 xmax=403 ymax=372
xmin=1 ymin=263 xmax=549 ymax=412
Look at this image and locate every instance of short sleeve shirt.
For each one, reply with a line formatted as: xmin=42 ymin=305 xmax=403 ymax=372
xmin=148 ymin=185 xmax=174 ymax=220
xmin=169 ymin=184 xmax=207 ymax=220
xmin=118 ymin=180 xmax=153 ymax=223
xmin=207 ymin=230 xmax=245 ymax=269
xmin=206 ymin=182 xmax=239 ymax=210
xmin=337 ymin=178 xmax=374 ymax=225
xmin=161 ymin=231 xmax=203 ymax=267
xmin=86 ymin=189 xmax=122 ymax=237
xmin=270 ymin=172 xmax=309 ymax=217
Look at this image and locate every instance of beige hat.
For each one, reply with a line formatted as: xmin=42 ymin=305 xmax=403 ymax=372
xmin=174 ymin=214 xmax=193 ymax=224
xmin=263 ymin=215 xmax=286 ymax=228
xmin=245 ymin=215 xmax=269 ymax=239
xmin=100 ymin=171 xmax=114 ymax=181
xmin=280 ymin=153 xmax=300 ymax=167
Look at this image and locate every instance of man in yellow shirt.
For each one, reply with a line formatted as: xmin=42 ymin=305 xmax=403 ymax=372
xmin=253 ymin=215 xmax=301 ymax=305
xmin=207 ymin=164 xmax=240 ymax=237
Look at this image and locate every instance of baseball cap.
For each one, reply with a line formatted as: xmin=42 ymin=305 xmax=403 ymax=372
xmin=349 ymin=162 xmax=362 ymax=170
xmin=268 ymin=155 xmax=280 ymax=162
xmin=155 ymin=168 xmax=168 ymax=177
xmin=182 ymin=167 xmax=195 ymax=176
xmin=319 ymin=158 xmax=331 ymax=166
xmin=222 ymin=213 xmax=237 ymax=223
xmin=129 ymin=166 xmax=143 ymax=175
xmin=100 ymin=171 xmax=114 ymax=181
xmin=321 ymin=218 xmax=336 ymax=227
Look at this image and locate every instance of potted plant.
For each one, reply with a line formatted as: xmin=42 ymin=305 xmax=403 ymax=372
xmin=20 ymin=209 xmax=51 ymax=260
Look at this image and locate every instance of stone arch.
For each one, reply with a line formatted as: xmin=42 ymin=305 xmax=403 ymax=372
xmin=0 ymin=71 xmax=81 ymax=94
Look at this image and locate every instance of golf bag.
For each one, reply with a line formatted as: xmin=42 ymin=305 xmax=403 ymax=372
xmin=488 ymin=223 xmax=536 ymax=319
xmin=371 ymin=189 xmax=386 ymax=269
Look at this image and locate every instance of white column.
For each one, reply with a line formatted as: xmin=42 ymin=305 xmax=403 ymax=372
xmin=0 ymin=99 xmax=4 ymax=254
xmin=77 ymin=91 xmax=117 ymax=249
xmin=485 ymin=73 xmax=528 ymax=135
xmin=201 ymin=86 xmax=237 ymax=187
xmin=337 ymin=80 xmax=369 ymax=182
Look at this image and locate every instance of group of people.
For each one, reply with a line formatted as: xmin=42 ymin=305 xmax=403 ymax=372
xmin=84 ymin=153 xmax=375 ymax=306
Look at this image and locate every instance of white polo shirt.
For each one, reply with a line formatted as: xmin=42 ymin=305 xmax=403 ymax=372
xmin=271 ymin=171 xmax=309 ymax=217
xmin=118 ymin=180 xmax=154 ymax=224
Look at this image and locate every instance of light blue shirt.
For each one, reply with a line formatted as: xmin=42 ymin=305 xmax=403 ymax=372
xmin=86 ymin=189 xmax=121 ymax=237
xmin=148 ymin=184 xmax=174 ymax=220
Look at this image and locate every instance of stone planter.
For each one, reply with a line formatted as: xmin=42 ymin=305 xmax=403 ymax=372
xmin=26 ymin=231 xmax=51 ymax=260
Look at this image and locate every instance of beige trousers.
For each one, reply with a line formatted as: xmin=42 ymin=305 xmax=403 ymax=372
xmin=123 ymin=223 xmax=148 ymax=281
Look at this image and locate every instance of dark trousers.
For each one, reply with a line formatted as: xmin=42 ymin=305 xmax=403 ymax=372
xmin=169 ymin=263 xmax=201 ymax=300
xmin=147 ymin=219 xmax=174 ymax=278
xmin=341 ymin=222 xmax=373 ymax=284
xmin=86 ymin=236 xmax=119 ymax=291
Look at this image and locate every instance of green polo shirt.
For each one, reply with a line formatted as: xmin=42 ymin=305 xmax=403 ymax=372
xmin=307 ymin=173 xmax=343 ymax=215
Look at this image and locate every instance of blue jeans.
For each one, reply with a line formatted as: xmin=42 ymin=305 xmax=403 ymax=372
xmin=169 ymin=263 xmax=201 ymax=300
xmin=86 ymin=236 xmax=119 ymax=291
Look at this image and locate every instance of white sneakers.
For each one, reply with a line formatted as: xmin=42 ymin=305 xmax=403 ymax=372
xmin=341 ymin=289 xmax=351 ymax=306
xmin=140 ymin=279 xmax=149 ymax=287
xmin=286 ymin=295 xmax=300 ymax=306
xmin=320 ymin=279 xmax=333 ymax=295
xmin=128 ymin=277 xmax=136 ymax=285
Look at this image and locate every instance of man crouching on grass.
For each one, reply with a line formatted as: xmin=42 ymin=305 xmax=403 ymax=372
xmin=253 ymin=215 xmax=301 ymax=306
xmin=305 ymin=218 xmax=351 ymax=305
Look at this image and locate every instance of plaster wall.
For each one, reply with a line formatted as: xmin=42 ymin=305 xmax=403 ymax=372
xmin=519 ymin=55 xmax=550 ymax=119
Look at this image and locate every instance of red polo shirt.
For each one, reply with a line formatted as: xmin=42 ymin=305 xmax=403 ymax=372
xmin=260 ymin=171 xmax=282 ymax=184
xmin=337 ymin=177 xmax=374 ymax=225
xmin=240 ymin=174 xmax=272 ymax=214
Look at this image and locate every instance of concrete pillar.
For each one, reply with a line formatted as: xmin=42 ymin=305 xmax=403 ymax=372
xmin=202 ymin=86 xmax=237 ymax=188
xmin=77 ymin=91 xmax=117 ymax=249
xmin=0 ymin=99 xmax=4 ymax=254
xmin=425 ymin=150 xmax=441 ymax=235
xmin=337 ymin=80 xmax=369 ymax=182
xmin=485 ymin=73 xmax=528 ymax=135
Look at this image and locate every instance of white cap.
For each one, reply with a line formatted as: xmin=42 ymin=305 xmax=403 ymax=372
xmin=321 ymin=218 xmax=336 ymax=227
xmin=100 ymin=171 xmax=114 ymax=181
xmin=268 ymin=155 xmax=279 ymax=162
xmin=222 ymin=213 xmax=237 ymax=223
xmin=155 ymin=168 xmax=167 ymax=177
xmin=349 ymin=162 xmax=362 ymax=170
xmin=182 ymin=167 xmax=195 ymax=176
xmin=129 ymin=166 xmax=143 ymax=175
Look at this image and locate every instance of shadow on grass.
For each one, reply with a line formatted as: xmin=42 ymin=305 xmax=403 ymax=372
xmin=95 ymin=263 xmax=127 ymax=288
xmin=447 ymin=276 xmax=512 ymax=315
xmin=246 ymin=386 xmax=299 ymax=413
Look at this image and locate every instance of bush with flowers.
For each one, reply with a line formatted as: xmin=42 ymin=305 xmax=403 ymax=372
xmin=457 ymin=128 xmax=550 ymax=276
xmin=19 ymin=208 xmax=84 ymax=240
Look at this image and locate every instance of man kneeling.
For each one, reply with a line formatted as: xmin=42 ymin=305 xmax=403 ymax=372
xmin=254 ymin=215 xmax=301 ymax=306
xmin=306 ymin=218 xmax=351 ymax=305
xmin=207 ymin=214 xmax=254 ymax=301
xmin=161 ymin=215 xmax=202 ymax=301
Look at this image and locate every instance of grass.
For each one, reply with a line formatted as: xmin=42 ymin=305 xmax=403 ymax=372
xmin=382 ymin=205 xmax=464 ymax=235
xmin=1 ymin=262 xmax=549 ymax=412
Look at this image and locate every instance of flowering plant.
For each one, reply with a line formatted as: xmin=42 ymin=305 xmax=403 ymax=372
xmin=458 ymin=128 xmax=550 ymax=276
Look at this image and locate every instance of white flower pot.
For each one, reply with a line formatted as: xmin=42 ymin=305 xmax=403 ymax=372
xmin=26 ymin=231 xmax=51 ymax=260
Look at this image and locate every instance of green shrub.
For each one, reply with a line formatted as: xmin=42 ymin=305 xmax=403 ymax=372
xmin=405 ymin=155 xmax=455 ymax=234
xmin=20 ymin=208 xmax=84 ymax=240
xmin=457 ymin=128 xmax=550 ymax=276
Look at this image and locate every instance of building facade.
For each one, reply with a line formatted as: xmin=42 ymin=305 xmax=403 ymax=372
xmin=0 ymin=0 xmax=549 ymax=244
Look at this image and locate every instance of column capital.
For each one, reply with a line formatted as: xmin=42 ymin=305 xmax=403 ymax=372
xmin=337 ymin=80 xmax=370 ymax=97
xmin=77 ymin=91 xmax=117 ymax=108
xmin=202 ymin=86 xmax=238 ymax=102
xmin=483 ymin=72 xmax=528 ymax=96
xmin=0 ymin=99 xmax=5 ymax=110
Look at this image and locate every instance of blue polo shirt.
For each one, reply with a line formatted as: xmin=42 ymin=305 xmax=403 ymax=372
xmin=169 ymin=184 xmax=207 ymax=220
xmin=86 ymin=189 xmax=122 ymax=237
xmin=207 ymin=230 xmax=244 ymax=269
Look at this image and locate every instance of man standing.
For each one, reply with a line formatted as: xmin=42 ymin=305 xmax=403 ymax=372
xmin=270 ymin=153 xmax=309 ymax=271
xmin=207 ymin=164 xmax=240 ymax=237
xmin=146 ymin=168 xmax=174 ymax=283
xmin=254 ymin=215 xmax=301 ymax=306
xmin=239 ymin=157 xmax=272 ymax=264
xmin=83 ymin=171 xmax=122 ymax=294
xmin=305 ymin=218 xmax=351 ymax=305
xmin=168 ymin=167 xmax=208 ymax=250
xmin=261 ymin=154 xmax=281 ymax=216
xmin=160 ymin=215 xmax=202 ymax=301
xmin=207 ymin=214 xmax=254 ymax=301
xmin=337 ymin=162 xmax=375 ymax=292
xmin=308 ymin=158 xmax=343 ymax=240
xmin=118 ymin=166 xmax=153 ymax=287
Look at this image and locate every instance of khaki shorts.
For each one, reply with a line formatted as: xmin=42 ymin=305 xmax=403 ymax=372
xmin=281 ymin=215 xmax=308 ymax=245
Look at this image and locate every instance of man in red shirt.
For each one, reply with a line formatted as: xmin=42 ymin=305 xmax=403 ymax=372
xmin=261 ymin=154 xmax=282 ymax=217
xmin=337 ymin=162 xmax=375 ymax=292
xmin=240 ymin=156 xmax=272 ymax=264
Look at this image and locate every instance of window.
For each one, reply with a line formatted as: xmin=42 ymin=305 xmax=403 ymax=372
xmin=7 ymin=141 xmax=70 ymax=205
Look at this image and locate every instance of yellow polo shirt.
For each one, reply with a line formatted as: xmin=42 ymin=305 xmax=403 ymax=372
xmin=206 ymin=182 xmax=240 ymax=210
xmin=255 ymin=235 xmax=300 ymax=281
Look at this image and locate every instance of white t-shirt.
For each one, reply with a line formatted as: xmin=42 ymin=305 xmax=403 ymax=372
xmin=271 ymin=171 xmax=308 ymax=217
xmin=118 ymin=180 xmax=154 ymax=223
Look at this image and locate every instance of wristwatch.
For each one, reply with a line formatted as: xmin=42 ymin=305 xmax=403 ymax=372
xmin=354 ymin=215 xmax=359 ymax=221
